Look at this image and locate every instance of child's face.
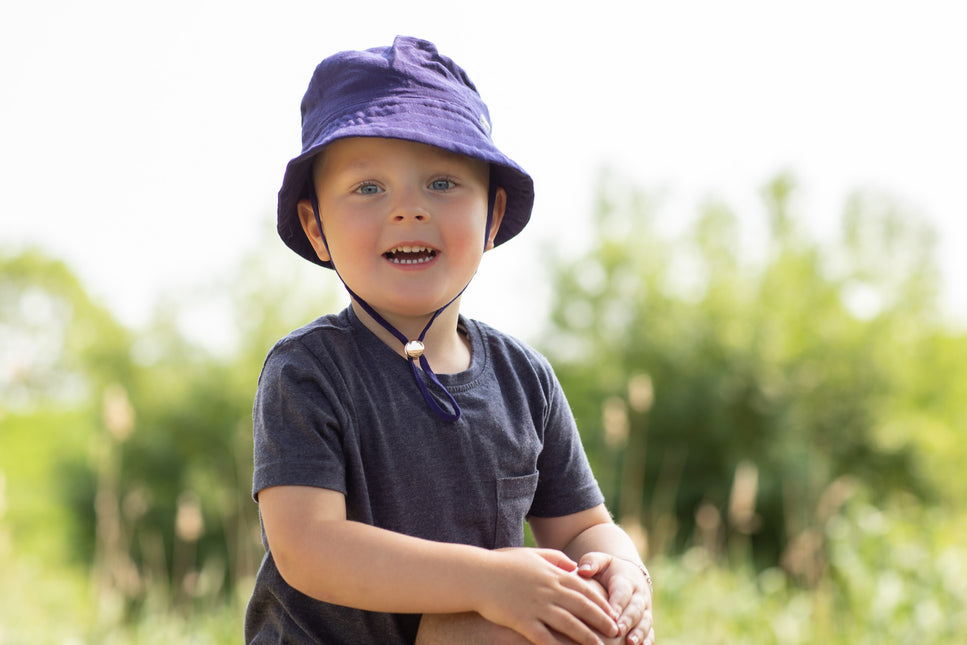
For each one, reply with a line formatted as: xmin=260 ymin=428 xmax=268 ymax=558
xmin=298 ymin=137 xmax=506 ymax=319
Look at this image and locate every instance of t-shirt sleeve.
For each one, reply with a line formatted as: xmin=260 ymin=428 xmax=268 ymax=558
xmin=251 ymin=337 xmax=349 ymax=501
xmin=527 ymin=356 xmax=605 ymax=518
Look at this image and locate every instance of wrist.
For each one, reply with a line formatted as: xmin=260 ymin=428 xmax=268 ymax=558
xmin=467 ymin=547 xmax=506 ymax=612
xmin=614 ymin=557 xmax=653 ymax=592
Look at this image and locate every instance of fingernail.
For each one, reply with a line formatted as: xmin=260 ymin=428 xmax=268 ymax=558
xmin=579 ymin=563 xmax=593 ymax=572
xmin=618 ymin=621 xmax=628 ymax=635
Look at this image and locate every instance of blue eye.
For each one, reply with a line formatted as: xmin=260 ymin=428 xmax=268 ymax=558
xmin=356 ymin=183 xmax=381 ymax=195
xmin=430 ymin=179 xmax=454 ymax=191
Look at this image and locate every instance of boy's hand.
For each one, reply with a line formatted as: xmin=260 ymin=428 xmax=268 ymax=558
xmin=476 ymin=548 xmax=621 ymax=645
xmin=576 ymin=553 xmax=655 ymax=645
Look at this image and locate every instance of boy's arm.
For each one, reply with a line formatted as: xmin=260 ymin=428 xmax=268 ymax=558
xmin=258 ymin=485 xmax=620 ymax=645
xmin=530 ymin=505 xmax=655 ymax=645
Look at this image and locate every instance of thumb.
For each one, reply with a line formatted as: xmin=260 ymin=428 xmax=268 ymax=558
xmin=576 ymin=551 xmax=614 ymax=578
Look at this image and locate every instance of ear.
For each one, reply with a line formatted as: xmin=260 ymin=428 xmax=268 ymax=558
xmin=297 ymin=198 xmax=332 ymax=263
xmin=484 ymin=187 xmax=507 ymax=251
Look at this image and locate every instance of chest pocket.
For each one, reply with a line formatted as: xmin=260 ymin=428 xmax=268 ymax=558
xmin=494 ymin=473 xmax=540 ymax=548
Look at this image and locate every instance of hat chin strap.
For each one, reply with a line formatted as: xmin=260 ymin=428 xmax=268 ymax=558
xmin=310 ymin=168 xmax=497 ymax=423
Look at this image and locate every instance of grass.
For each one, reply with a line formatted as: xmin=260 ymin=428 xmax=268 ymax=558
xmin=3 ymin=501 xmax=965 ymax=644
xmin=3 ymin=411 xmax=966 ymax=644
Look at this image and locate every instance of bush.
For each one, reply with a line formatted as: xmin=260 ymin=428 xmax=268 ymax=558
xmin=652 ymin=489 xmax=967 ymax=644
xmin=541 ymin=173 xmax=967 ymax=571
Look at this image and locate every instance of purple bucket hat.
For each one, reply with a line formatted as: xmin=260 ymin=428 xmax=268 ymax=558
xmin=277 ymin=36 xmax=535 ymax=268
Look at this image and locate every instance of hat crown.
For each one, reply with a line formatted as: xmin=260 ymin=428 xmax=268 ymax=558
xmin=300 ymin=37 xmax=491 ymax=153
xmin=277 ymin=36 xmax=534 ymax=268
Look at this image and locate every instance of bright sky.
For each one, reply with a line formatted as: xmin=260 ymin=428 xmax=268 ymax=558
xmin=3 ymin=0 xmax=965 ymax=346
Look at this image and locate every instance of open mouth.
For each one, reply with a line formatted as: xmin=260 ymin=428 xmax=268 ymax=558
xmin=384 ymin=245 xmax=438 ymax=265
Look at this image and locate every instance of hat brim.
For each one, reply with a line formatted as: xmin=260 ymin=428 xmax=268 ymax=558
xmin=277 ymin=99 xmax=534 ymax=268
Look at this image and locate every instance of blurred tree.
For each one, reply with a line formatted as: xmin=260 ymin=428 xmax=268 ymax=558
xmin=540 ymin=172 xmax=967 ymax=576
xmin=96 ymin=240 xmax=340 ymax=611
xmin=1 ymin=248 xmax=132 ymax=408
xmin=1 ymin=242 xmax=339 ymax=621
xmin=83 ymin=240 xmax=340 ymax=615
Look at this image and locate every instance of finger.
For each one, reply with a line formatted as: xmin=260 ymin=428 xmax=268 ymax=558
xmin=516 ymin=619 xmax=569 ymax=645
xmin=536 ymin=548 xmax=579 ymax=573
xmin=566 ymin=573 xmax=620 ymax=624
xmin=564 ymin=576 xmax=620 ymax=637
xmin=621 ymin=604 xmax=653 ymax=645
xmin=608 ymin=576 xmax=636 ymax=618
xmin=576 ymin=552 xmax=613 ymax=579
xmin=615 ymin=587 xmax=652 ymax=637
xmin=544 ymin=603 xmax=616 ymax=645
xmin=617 ymin=585 xmax=653 ymax=632
xmin=607 ymin=559 xmax=652 ymax=621
xmin=627 ymin=623 xmax=655 ymax=645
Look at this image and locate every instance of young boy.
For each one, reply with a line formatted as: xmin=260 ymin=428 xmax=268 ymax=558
xmin=246 ymin=36 xmax=655 ymax=645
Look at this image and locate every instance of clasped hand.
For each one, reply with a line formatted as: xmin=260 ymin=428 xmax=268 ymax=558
xmin=576 ymin=552 xmax=655 ymax=645
xmin=481 ymin=548 xmax=654 ymax=645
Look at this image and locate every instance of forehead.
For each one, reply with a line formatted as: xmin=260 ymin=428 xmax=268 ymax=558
xmin=313 ymin=137 xmax=488 ymax=176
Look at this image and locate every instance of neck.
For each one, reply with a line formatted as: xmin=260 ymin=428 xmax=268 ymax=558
xmin=350 ymin=299 xmax=471 ymax=374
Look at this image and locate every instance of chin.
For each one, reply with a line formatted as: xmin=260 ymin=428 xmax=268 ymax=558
xmin=360 ymin=294 xmax=444 ymax=319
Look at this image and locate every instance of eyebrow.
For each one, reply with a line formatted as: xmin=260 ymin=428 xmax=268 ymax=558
xmin=315 ymin=153 xmax=378 ymax=180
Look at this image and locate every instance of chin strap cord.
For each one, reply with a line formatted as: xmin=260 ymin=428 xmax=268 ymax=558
xmin=346 ymin=282 xmax=463 ymax=422
xmin=309 ymin=169 xmax=497 ymax=422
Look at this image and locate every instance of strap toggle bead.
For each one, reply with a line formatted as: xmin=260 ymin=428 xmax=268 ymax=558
xmin=404 ymin=340 xmax=425 ymax=358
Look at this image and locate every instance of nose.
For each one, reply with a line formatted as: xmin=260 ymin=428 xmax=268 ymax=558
xmin=389 ymin=186 xmax=430 ymax=222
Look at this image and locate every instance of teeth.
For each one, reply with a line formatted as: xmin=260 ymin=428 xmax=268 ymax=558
xmin=386 ymin=246 xmax=436 ymax=265
xmin=392 ymin=257 xmax=431 ymax=264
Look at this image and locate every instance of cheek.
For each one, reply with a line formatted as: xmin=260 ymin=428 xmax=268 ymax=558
xmin=451 ymin=199 xmax=491 ymax=246
xmin=446 ymin=218 xmax=488 ymax=255
xmin=325 ymin=208 xmax=374 ymax=243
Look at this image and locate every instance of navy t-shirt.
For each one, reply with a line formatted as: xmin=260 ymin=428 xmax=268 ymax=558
xmin=245 ymin=306 xmax=604 ymax=644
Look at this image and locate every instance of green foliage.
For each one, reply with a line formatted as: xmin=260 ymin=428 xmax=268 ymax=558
xmin=0 ymin=248 xmax=133 ymax=407
xmin=0 ymin=242 xmax=338 ymax=637
xmin=541 ymin=172 xmax=967 ymax=571
xmin=0 ymin=409 xmax=98 ymax=564
xmin=653 ymin=489 xmax=967 ymax=644
xmin=2 ymin=176 xmax=966 ymax=642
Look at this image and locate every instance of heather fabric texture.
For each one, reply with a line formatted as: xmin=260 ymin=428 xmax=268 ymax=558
xmin=245 ymin=307 xmax=604 ymax=644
